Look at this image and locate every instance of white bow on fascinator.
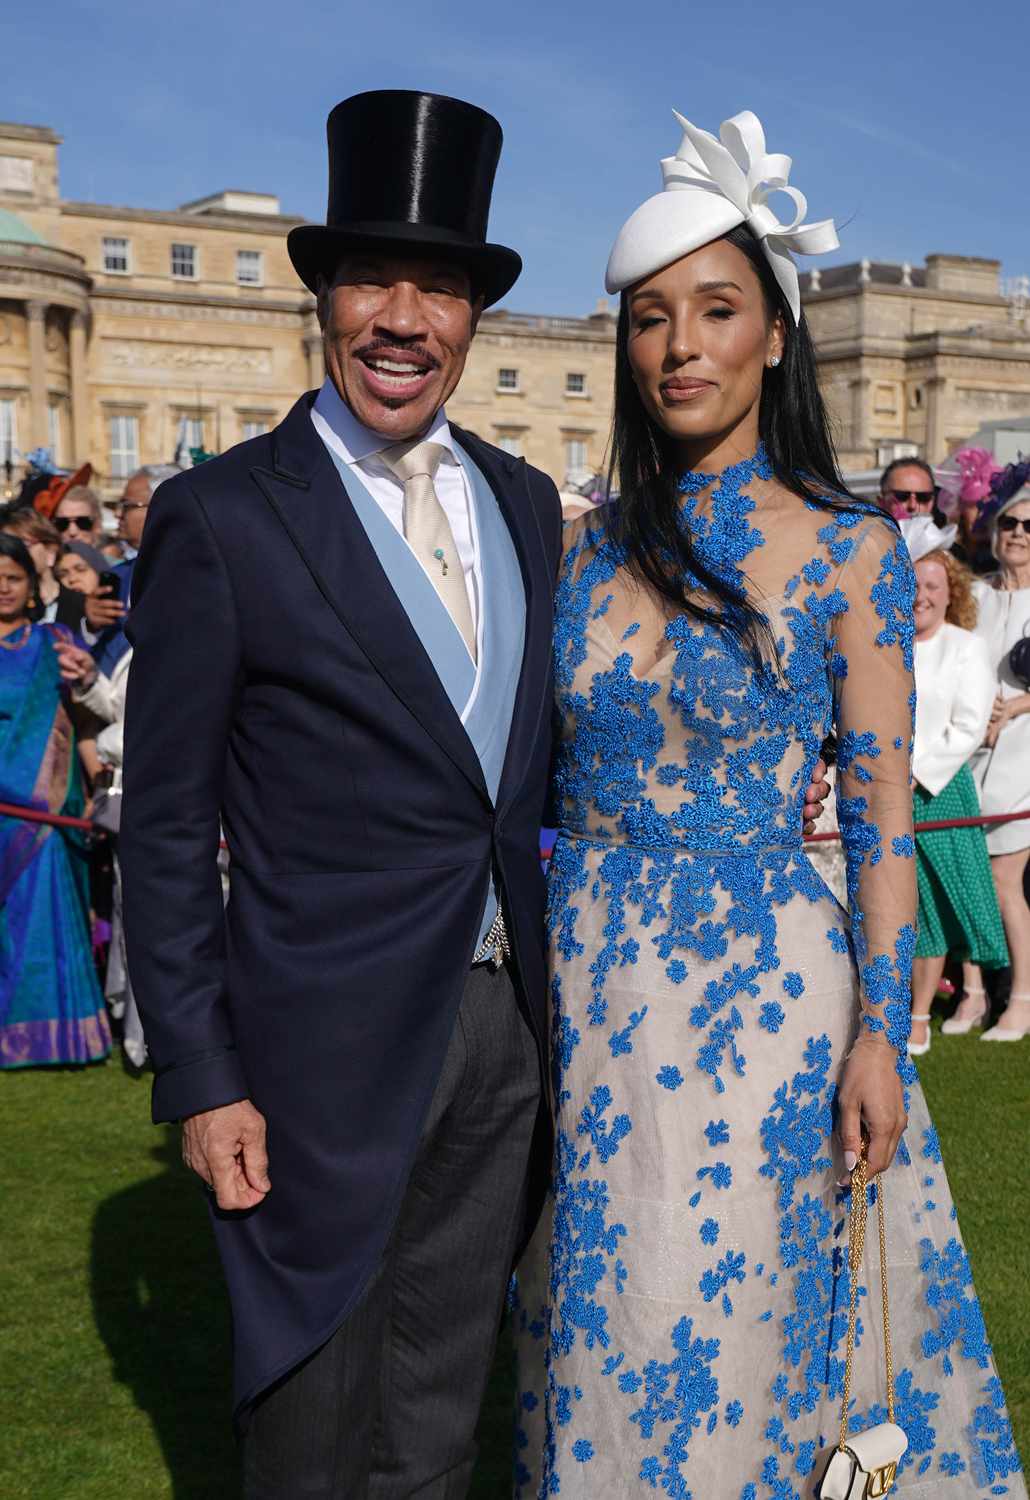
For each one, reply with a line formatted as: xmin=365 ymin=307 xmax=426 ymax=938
xmin=605 ymin=109 xmax=839 ymax=324
xmin=900 ymin=516 xmax=958 ymax=564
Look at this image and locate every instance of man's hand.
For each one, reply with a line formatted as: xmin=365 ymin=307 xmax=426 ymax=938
xmin=182 ymin=1099 xmax=271 ymax=1210
xmin=54 ymin=640 xmax=98 ymax=688
xmin=802 ymin=756 xmax=830 ymax=834
xmin=83 ymin=586 xmax=126 ymax=631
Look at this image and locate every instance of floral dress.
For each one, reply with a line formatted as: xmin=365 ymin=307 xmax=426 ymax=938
xmin=512 ymin=448 xmax=1025 ymax=1498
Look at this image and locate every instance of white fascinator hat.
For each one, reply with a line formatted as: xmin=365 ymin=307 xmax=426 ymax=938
xmin=900 ymin=516 xmax=958 ymax=563
xmin=605 ymin=109 xmax=839 ymax=324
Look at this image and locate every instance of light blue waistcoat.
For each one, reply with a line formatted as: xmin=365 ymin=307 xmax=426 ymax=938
xmin=325 ymin=443 xmax=526 ymax=951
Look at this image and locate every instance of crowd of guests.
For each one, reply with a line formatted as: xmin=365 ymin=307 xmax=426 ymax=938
xmin=0 ymin=463 xmax=179 ymax=1069
xmin=1 ymin=449 xmax=1028 ymax=1071
xmin=881 ymin=457 xmax=1030 ymax=1048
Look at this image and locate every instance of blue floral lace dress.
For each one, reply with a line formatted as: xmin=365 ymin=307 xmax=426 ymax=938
xmin=512 ymin=448 xmax=1025 ymax=1499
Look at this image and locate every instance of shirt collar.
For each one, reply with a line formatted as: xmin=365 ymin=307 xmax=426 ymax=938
xmin=312 ymin=378 xmax=457 ymax=469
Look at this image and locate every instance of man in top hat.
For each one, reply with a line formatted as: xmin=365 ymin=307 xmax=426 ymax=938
xmin=120 ymin=91 xmax=560 ymax=1497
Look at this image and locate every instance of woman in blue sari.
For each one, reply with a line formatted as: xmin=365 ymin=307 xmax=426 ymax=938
xmin=0 ymin=534 xmax=110 ymax=1067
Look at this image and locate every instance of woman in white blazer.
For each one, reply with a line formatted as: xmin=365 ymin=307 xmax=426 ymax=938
xmin=53 ymin=641 xmax=145 ymax=1066
xmin=902 ymin=519 xmax=1008 ymax=1055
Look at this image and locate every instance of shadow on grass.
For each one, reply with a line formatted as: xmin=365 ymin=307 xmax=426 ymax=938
xmin=88 ymin=1127 xmax=516 ymax=1497
xmin=90 ymin=1129 xmax=241 ymax=1499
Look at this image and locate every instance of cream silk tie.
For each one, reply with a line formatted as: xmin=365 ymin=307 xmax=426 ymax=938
xmin=381 ymin=438 xmax=477 ymax=661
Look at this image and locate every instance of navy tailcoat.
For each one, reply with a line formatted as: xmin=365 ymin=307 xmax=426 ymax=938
xmin=120 ymin=392 xmax=561 ymax=1416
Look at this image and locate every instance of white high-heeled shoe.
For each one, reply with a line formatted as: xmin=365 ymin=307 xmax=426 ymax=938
xmin=907 ymin=1017 xmax=932 ymax=1057
xmin=941 ymin=988 xmax=989 ymax=1035
xmin=981 ymin=995 xmax=1030 ymax=1042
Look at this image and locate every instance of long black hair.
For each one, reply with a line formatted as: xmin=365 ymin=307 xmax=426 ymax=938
xmin=607 ymin=221 xmax=872 ymax=662
xmin=0 ymin=532 xmax=40 ymax=618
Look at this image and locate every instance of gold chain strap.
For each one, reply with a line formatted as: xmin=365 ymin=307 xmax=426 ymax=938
xmin=838 ymin=1146 xmax=894 ymax=1453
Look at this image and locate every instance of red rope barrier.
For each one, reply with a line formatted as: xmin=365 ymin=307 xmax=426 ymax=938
xmin=1 ymin=798 xmax=1028 ymax=853
xmin=804 ymin=808 xmax=1030 ymax=844
xmin=0 ymin=800 xmax=95 ymax=832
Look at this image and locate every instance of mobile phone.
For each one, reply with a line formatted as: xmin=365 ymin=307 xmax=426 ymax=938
xmin=98 ymin=570 xmax=121 ymax=596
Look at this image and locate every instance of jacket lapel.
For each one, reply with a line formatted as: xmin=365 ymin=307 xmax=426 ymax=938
xmin=253 ymin=394 xmax=489 ymax=804
xmin=451 ymin=426 xmax=553 ymax=820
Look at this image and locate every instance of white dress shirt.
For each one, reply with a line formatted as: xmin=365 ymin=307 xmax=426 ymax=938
xmin=310 ymin=379 xmax=482 ymax=653
xmin=913 ymin=621 xmax=995 ymax=796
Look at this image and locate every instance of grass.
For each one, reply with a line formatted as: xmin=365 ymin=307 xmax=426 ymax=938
xmin=2 ymin=1029 xmax=1026 ymax=1500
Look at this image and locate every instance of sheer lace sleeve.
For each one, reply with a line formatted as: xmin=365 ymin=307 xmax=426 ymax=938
xmin=829 ymin=516 xmax=916 ymax=1059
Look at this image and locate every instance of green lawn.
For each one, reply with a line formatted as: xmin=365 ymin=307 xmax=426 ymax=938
xmin=2 ymin=1032 xmax=1026 ymax=1500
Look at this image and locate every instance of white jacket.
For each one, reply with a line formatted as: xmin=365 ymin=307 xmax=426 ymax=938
xmin=73 ymin=649 xmax=132 ymax=769
xmin=913 ymin=622 xmax=994 ymax=797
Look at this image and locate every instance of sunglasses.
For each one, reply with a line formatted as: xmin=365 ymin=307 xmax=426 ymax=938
xmin=888 ymin=489 xmax=936 ymax=505
xmin=115 ymin=499 xmax=149 ymax=513
xmin=998 ymin=515 xmax=1030 ymax=535
xmin=54 ymin=515 xmax=96 ymax=533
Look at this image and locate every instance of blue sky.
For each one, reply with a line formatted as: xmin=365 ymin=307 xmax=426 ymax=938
xmin=3 ymin=0 xmax=1026 ymax=314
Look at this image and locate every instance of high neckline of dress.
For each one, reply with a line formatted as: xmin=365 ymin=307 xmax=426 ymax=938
xmin=678 ymin=442 xmax=773 ymax=497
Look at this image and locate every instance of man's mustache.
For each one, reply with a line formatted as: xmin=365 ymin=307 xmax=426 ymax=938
xmin=354 ymin=338 xmax=440 ymax=370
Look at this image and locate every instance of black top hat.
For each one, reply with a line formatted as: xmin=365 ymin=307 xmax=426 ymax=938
xmin=287 ymin=91 xmax=522 ymax=308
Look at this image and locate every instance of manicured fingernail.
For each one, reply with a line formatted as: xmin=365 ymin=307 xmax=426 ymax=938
xmin=836 ymin=1176 xmax=850 ymax=1187
xmin=844 ymin=1150 xmax=858 ymax=1172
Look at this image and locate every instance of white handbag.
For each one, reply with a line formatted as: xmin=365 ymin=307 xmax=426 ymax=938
xmin=817 ymin=1148 xmax=908 ymax=1500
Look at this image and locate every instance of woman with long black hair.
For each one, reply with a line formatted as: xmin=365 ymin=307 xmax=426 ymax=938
xmin=513 ymin=110 xmax=1025 ymax=1497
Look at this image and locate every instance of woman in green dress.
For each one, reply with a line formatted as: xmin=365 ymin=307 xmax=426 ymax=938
xmin=903 ymin=517 xmax=1009 ymax=1055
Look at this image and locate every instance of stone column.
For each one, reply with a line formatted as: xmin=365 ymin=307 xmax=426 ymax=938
xmin=26 ymin=299 xmax=48 ymax=450
xmin=924 ymin=376 xmax=947 ymax=463
xmin=304 ymin=332 xmax=324 ymax=391
xmin=848 ymin=375 xmax=871 ymax=458
xmin=69 ymin=310 xmax=89 ymax=463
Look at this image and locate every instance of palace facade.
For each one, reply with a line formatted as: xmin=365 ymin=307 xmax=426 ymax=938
xmin=1 ymin=119 xmax=1027 ymax=499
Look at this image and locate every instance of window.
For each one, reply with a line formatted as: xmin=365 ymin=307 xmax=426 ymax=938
xmin=171 ymin=242 xmax=197 ymax=279
xmin=236 ymin=249 xmax=263 ymax=286
xmin=0 ymin=398 xmax=17 ymax=464
xmin=566 ymin=438 xmax=588 ymax=471
xmin=48 ymin=404 xmax=61 ymax=466
xmin=109 ymin=414 xmax=139 ymax=478
xmin=496 ymin=433 xmax=522 ymax=458
xmin=496 ymin=367 xmax=519 ymax=392
xmin=102 ymin=236 xmax=131 ymax=273
xmin=179 ymin=417 xmax=204 ymax=451
xmin=565 ymin=371 xmax=587 ymax=395
xmin=242 ymin=420 xmax=269 ymax=441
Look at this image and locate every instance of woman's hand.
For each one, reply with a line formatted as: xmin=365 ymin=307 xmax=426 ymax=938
xmin=54 ymin=640 xmax=98 ymax=689
xmin=837 ymin=1034 xmax=907 ymax=1180
xmin=983 ymin=691 xmax=1030 ymax=747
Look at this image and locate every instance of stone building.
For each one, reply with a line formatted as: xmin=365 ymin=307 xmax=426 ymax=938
xmin=0 ymin=121 xmax=320 ymax=498
xmin=802 ymin=256 xmax=1030 ymax=474
xmin=447 ymin=302 xmax=616 ymax=484
xmin=2 ymin=117 xmax=1026 ymax=499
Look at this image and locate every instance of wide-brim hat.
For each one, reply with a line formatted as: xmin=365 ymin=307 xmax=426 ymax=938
xmin=288 ymin=90 xmax=522 ymax=308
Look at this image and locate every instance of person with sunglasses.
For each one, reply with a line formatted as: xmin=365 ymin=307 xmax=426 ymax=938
xmin=53 ymin=484 xmax=103 ymax=543
xmin=879 ymin=456 xmax=940 ymax=520
xmin=962 ymin=477 xmax=1030 ymax=1041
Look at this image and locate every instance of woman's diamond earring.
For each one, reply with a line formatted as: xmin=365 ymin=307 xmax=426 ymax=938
xmin=769 ymin=356 xmax=781 ymax=368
